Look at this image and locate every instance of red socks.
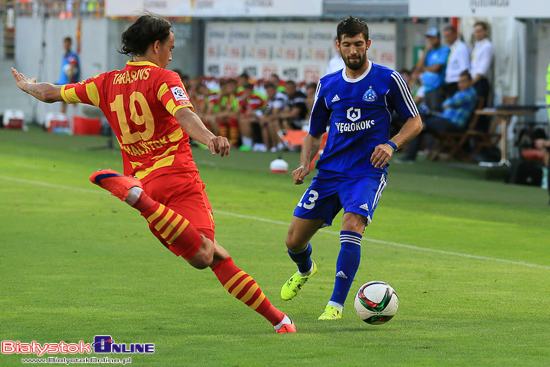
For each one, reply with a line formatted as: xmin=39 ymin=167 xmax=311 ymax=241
xmin=212 ymin=257 xmax=285 ymax=326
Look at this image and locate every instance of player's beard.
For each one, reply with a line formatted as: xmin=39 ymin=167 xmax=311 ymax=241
xmin=344 ymin=52 xmax=367 ymax=71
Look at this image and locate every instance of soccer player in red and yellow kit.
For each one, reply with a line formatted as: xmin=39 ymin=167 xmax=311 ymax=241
xmin=11 ymin=14 xmax=295 ymax=333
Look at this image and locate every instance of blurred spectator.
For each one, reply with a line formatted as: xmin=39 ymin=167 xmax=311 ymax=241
xmin=470 ymin=21 xmax=494 ymax=108
xmin=186 ymin=76 xmax=202 ymax=106
xmin=236 ymin=72 xmax=251 ymax=98
xmin=304 ymin=82 xmax=317 ymax=123
xmin=213 ymin=78 xmax=240 ymax=145
xmin=56 ymin=36 xmax=79 ymax=114
xmin=259 ymin=82 xmax=288 ymax=152
xmin=193 ymin=83 xmax=212 ymax=120
xmin=415 ymin=28 xmax=449 ymax=112
xmin=173 ymin=69 xmax=189 ymax=87
xmin=279 ymin=80 xmax=308 ymax=131
xmin=325 ymin=36 xmax=345 ymax=75
xmin=396 ymin=70 xmax=477 ymax=163
xmin=237 ymin=83 xmax=267 ymax=151
xmin=410 ymin=67 xmax=424 ymax=106
xmin=201 ymin=83 xmax=222 ymax=135
xmin=268 ymin=73 xmax=286 ymax=93
xmin=443 ymin=25 xmax=470 ymax=99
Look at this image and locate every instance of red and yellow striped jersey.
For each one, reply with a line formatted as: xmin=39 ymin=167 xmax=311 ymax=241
xmin=61 ymin=61 xmax=197 ymax=182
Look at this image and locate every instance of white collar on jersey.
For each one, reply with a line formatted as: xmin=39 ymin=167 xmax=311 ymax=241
xmin=342 ymin=59 xmax=372 ymax=83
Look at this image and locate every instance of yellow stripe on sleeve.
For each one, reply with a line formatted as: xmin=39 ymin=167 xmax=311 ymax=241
xmin=157 ymin=82 xmax=169 ymax=101
xmin=61 ymin=85 xmax=82 ymax=104
xmin=166 ymin=100 xmax=177 ymax=115
xmin=85 ymin=82 xmax=100 ymax=107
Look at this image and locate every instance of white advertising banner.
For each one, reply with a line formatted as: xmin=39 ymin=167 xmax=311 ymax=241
xmin=204 ymin=22 xmax=396 ymax=83
xmin=106 ymin=0 xmax=323 ymax=18
xmin=409 ymin=0 xmax=550 ymax=18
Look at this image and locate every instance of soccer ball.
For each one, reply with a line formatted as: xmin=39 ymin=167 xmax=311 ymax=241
xmin=354 ymin=281 xmax=399 ymax=325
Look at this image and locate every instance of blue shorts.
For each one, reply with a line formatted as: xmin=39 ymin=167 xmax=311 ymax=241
xmin=293 ymin=173 xmax=387 ymax=227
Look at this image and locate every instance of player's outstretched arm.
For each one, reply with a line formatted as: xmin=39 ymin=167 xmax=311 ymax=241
xmin=371 ymin=114 xmax=423 ymax=168
xmin=293 ymin=133 xmax=323 ymax=185
xmin=11 ymin=67 xmax=63 ymax=103
xmin=175 ymin=107 xmax=230 ymax=157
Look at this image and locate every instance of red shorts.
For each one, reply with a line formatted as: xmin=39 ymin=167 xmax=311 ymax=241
xmin=142 ymin=171 xmax=215 ymax=244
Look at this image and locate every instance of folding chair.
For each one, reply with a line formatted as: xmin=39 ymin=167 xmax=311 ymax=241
xmin=427 ymin=97 xmax=485 ymax=162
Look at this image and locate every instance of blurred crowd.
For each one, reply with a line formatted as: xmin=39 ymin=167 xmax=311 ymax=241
xmin=177 ymin=71 xmax=317 ymax=152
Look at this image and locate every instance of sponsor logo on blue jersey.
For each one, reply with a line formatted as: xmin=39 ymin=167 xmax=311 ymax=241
xmin=335 ymin=119 xmax=376 ymax=133
xmin=363 ymin=88 xmax=378 ymax=102
xmin=346 ymin=107 xmax=361 ymax=122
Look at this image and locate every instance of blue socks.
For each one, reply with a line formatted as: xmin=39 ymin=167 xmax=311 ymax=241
xmin=329 ymin=231 xmax=362 ymax=307
xmin=288 ymin=242 xmax=313 ymax=275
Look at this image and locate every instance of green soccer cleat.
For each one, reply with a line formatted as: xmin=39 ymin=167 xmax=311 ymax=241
xmin=281 ymin=261 xmax=317 ymax=301
xmin=318 ymin=305 xmax=342 ymax=320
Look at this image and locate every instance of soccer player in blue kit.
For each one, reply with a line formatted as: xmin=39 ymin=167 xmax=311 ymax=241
xmin=280 ymin=16 xmax=423 ymax=320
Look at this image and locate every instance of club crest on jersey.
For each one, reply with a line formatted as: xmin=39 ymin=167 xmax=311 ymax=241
xmin=171 ymin=86 xmax=189 ymax=103
xmin=363 ymin=87 xmax=377 ymax=102
xmin=347 ymin=107 xmax=361 ymax=122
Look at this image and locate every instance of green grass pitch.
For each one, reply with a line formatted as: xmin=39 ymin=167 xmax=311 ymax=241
xmin=0 ymin=128 xmax=549 ymax=366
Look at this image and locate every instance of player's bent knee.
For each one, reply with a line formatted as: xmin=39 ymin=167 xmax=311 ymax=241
xmin=187 ymin=236 xmax=214 ymax=269
xmin=285 ymin=232 xmax=306 ymax=252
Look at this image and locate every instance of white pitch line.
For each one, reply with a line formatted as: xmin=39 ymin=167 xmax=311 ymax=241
xmin=214 ymin=212 xmax=550 ymax=270
xmin=1 ymin=174 xmax=549 ymax=270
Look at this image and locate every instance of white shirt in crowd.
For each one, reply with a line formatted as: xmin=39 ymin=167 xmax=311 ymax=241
xmin=445 ymin=39 xmax=471 ymax=84
xmin=470 ymin=38 xmax=494 ymax=79
xmin=325 ymin=54 xmax=346 ymax=75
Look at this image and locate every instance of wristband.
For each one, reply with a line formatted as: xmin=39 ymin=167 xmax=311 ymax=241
xmin=386 ymin=141 xmax=398 ymax=151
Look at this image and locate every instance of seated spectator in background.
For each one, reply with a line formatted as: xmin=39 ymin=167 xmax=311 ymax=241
xmin=186 ymin=76 xmax=202 ymax=106
xmin=193 ymin=83 xmax=212 ymax=121
xmin=399 ymin=68 xmax=412 ymax=86
xmin=236 ymin=72 xmax=250 ymax=96
xmin=416 ymin=28 xmax=450 ymax=112
xmin=200 ymin=83 xmax=222 ymax=135
xmin=268 ymin=73 xmax=286 ymax=93
xmin=212 ymin=78 xmax=240 ymax=145
xmin=443 ymin=25 xmax=470 ymax=99
xmin=396 ymin=70 xmax=477 ymax=163
xmin=304 ymin=82 xmax=317 ymax=123
xmin=411 ymin=67 xmax=424 ymax=106
xmin=237 ymin=83 xmax=267 ymax=151
xmin=259 ymin=82 xmax=288 ymax=152
xmin=173 ymin=69 xmax=189 ymax=87
xmin=279 ymin=80 xmax=308 ymax=131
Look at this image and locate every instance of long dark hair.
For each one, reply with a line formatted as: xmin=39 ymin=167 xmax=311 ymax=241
xmin=119 ymin=14 xmax=172 ymax=57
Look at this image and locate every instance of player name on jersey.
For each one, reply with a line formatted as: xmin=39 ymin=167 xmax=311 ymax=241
xmin=112 ymin=68 xmax=152 ymax=85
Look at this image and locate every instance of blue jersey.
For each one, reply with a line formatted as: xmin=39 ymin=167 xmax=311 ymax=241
xmin=421 ymin=46 xmax=450 ymax=93
xmin=57 ymin=50 xmax=80 ymax=85
xmin=309 ymin=62 xmax=418 ymax=177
